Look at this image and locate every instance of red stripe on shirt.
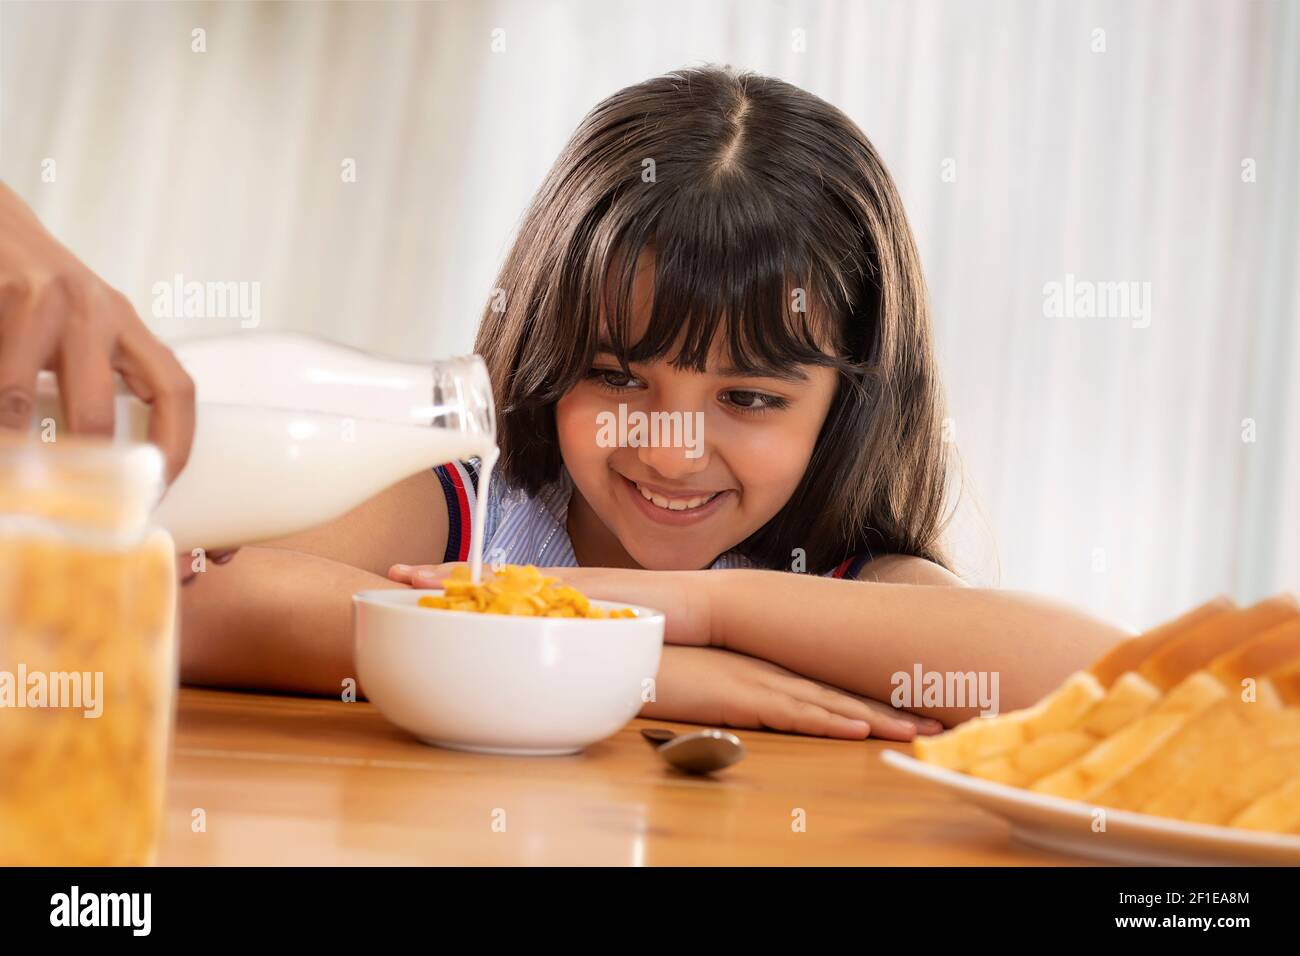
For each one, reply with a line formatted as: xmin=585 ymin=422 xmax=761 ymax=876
xmin=446 ymin=462 xmax=472 ymax=561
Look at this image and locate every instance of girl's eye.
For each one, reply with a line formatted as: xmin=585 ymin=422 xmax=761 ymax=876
xmin=586 ymin=367 xmax=642 ymax=391
xmin=721 ymin=390 xmax=789 ymax=415
xmin=584 ymin=367 xmax=787 ymax=414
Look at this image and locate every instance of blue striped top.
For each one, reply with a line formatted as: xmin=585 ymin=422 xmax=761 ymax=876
xmin=433 ymin=458 xmax=873 ymax=578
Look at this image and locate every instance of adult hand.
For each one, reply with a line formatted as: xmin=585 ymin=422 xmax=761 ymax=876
xmin=0 ymin=182 xmax=195 ymax=481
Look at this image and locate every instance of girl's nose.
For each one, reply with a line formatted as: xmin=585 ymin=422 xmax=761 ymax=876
xmin=635 ymin=437 xmax=710 ymax=480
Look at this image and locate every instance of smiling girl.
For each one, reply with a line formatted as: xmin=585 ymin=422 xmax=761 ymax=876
xmin=181 ymin=66 xmax=1127 ymax=738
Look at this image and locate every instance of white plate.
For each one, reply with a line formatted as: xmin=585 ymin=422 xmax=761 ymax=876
xmin=881 ymin=750 xmax=1300 ymax=866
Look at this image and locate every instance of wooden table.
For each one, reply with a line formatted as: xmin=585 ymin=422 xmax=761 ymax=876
xmin=158 ymin=687 xmax=1084 ymax=865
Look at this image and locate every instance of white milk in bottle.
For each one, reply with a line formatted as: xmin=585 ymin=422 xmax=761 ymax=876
xmin=33 ymin=333 xmax=500 ymax=582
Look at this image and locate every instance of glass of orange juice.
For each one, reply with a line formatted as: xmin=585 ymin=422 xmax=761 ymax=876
xmin=0 ymin=435 xmax=177 ymax=865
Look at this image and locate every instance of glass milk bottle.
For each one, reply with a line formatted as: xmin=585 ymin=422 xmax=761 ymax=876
xmin=32 ymin=333 xmax=498 ymax=562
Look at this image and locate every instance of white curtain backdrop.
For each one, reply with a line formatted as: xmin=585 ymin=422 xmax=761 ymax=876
xmin=2 ymin=0 xmax=1296 ymax=629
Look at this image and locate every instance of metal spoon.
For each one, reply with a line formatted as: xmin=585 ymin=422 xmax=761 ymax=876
xmin=640 ymin=727 xmax=746 ymax=774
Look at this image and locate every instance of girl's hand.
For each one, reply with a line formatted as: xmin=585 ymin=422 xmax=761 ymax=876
xmin=644 ymin=645 xmax=945 ymax=741
xmin=387 ymin=562 xmax=713 ymax=647
xmin=177 ymin=548 xmax=239 ymax=586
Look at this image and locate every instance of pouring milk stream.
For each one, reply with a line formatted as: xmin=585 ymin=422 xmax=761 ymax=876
xmin=32 ymin=333 xmax=500 ymax=583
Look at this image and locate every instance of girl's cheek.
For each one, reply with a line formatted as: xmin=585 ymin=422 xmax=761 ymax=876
xmin=711 ymin=410 xmax=813 ymax=468
xmin=714 ymin=415 xmax=818 ymax=505
xmin=555 ymin=390 xmax=605 ymax=460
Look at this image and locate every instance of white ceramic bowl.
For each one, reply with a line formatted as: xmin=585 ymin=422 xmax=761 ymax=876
xmin=352 ymin=589 xmax=665 ymax=755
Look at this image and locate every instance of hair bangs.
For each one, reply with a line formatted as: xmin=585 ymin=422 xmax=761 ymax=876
xmin=593 ymin=187 xmax=852 ymax=383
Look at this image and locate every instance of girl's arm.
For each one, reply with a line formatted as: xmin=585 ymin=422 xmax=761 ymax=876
xmin=179 ymin=470 xmax=448 ymax=695
xmin=395 ymin=556 xmax=1130 ymax=728
xmin=180 ymin=546 xmax=401 ymax=696
xmin=703 ymin=559 xmax=1132 ymax=725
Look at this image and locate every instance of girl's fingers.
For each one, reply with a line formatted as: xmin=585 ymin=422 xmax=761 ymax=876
xmin=775 ymin=675 xmax=943 ymax=741
xmin=854 ymin=705 xmax=924 ymax=741
xmin=412 ymin=566 xmax=445 ymax=586
xmin=389 ymin=561 xmax=548 ymax=584
xmin=785 ymin=677 xmax=882 ymax=725
xmin=387 ymin=562 xmax=462 ymax=585
xmin=858 ymin=697 xmax=945 ymax=736
xmin=759 ymin=694 xmax=870 ymax=740
xmin=910 ymin=714 xmax=947 ymax=736
xmin=773 ymin=674 xmax=907 ymax=734
xmin=176 ymin=554 xmax=198 ymax=585
xmin=177 ymin=549 xmax=239 ymax=585
xmin=858 ymin=700 xmax=945 ymax=740
xmin=826 ymin=683 xmax=945 ymax=736
xmin=412 ymin=563 xmax=460 ymax=586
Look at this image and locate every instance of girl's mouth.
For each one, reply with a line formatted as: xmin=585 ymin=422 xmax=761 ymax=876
xmin=618 ymin=474 xmax=732 ymax=525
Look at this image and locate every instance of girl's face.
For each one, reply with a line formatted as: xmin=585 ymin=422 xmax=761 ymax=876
xmin=555 ymin=252 xmax=840 ymax=570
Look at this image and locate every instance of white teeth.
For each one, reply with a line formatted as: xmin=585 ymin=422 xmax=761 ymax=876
xmin=635 ymin=482 xmax=719 ymax=512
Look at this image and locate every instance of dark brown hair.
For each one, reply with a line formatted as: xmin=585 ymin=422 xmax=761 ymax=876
xmin=474 ymin=65 xmax=953 ymax=573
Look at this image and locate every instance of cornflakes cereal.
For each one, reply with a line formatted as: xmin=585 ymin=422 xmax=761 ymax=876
xmin=417 ymin=564 xmax=636 ymax=619
xmin=0 ymin=528 xmax=175 ymax=866
xmin=1 ymin=439 xmax=176 ymax=866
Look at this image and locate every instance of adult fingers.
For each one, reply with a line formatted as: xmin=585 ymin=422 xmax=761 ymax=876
xmin=0 ymin=278 xmax=62 ymax=430
xmin=55 ymin=307 xmax=117 ymax=437
xmin=114 ymin=310 xmax=195 ymax=482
